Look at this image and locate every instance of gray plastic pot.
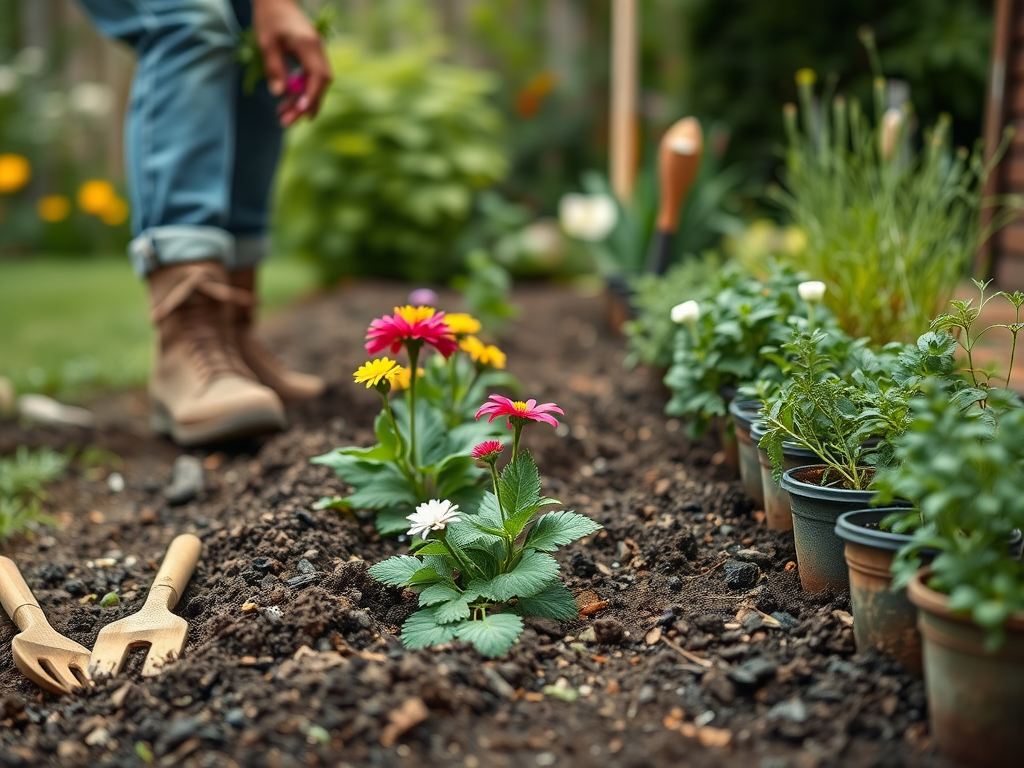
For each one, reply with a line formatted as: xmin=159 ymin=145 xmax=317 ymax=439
xmin=781 ymin=465 xmax=878 ymax=592
xmin=729 ymin=399 xmax=763 ymax=506
xmin=750 ymin=422 xmax=820 ymax=531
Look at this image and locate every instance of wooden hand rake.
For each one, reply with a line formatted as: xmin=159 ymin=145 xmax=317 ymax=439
xmin=89 ymin=534 xmax=202 ymax=678
xmin=0 ymin=556 xmax=92 ymax=695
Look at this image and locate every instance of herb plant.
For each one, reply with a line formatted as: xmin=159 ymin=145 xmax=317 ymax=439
xmin=313 ymin=307 xmax=515 ymax=535
xmin=874 ymin=382 xmax=1024 ymax=648
xmin=370 ymin=397 xmax=601 ymax=657
xmin=774 ymin=63 xmax=1016 ymax=344
xmin=0 ymin=446 xmax=66 ymax=544
xmin=759 ymin=328 xmax=958 ymax=490
xmin=663 ymin=261 xmax=835 ymax=437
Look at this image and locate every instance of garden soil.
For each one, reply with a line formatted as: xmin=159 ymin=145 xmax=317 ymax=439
xmin=0 ymin=282 xmax=952 ymax=768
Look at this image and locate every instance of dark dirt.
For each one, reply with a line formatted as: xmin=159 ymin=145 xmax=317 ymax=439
xmin=0 ymin=282 xmax=951 ymax=767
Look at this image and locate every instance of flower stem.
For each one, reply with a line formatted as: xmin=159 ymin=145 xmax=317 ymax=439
xmin=407 ymin=343 xmax=421 ymax=467
xmin=511 ymin=421 xmax=523 ymax=460
xmin=489 ymin=462 xmax=506 ymax=523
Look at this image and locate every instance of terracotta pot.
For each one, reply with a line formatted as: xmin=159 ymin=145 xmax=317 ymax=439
xmin=834 ymin=509 xmax=921 ymax=675
xmin=908 ymin=570 xmax=1024 ymax=768
xmin=781 ymin=465 xmax=878 ymax=592
xmin=750 ymin=422 xmax=819 ymax=531
xmin=729 ymin=399 xmax=763 ymax=506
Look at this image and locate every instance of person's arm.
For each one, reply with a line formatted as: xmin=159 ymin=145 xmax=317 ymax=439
xmin=251 ymin=0 xmax=332 ymax=125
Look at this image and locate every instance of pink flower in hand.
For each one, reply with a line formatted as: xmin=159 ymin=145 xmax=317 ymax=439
xmin=286 ymin=71 xmax=307 ymax=96
xmin=475 ymin=395 xmax=564 ymax=429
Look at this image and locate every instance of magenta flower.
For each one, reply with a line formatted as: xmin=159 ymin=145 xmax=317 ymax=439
xmin=475 ymin=395 xmax=564 ymax=429
xmin=365 ymin=306 xmax=459 ymax=358
xmin=286 ymin=71 xmax=307 ymax=95
xmin=408 ymin=287 xmax=439 ymax=306
xmin=471 ymin=440 xmax=504 ymax=463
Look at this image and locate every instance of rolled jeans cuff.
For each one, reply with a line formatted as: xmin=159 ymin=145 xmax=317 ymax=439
xmin=230 ymin=236 xmax=269 ymax=272
xmin=128 ymin=226 xmax=234 ymax=277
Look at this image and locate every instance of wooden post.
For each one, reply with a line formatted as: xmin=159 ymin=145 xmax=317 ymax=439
xmin=609 ymin=0 xmax=638 ymax=205
xmin=978 ymin=0 xmax=1015 ymax=279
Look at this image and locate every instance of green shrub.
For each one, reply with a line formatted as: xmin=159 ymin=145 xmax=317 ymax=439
xmin=274 ymin=41 xmax=508 ymax=285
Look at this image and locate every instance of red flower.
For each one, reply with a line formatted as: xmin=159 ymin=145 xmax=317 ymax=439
xmin=475 ymin=395 xmax=564 ymax=429
xmin=365 ymin=306 xmax=458 ymax=358
xmin=471 ymin=440 xmax=504 ymax=463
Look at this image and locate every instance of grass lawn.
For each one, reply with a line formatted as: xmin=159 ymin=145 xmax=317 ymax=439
xmin=0 ymin=254 xmax=320 ymax=401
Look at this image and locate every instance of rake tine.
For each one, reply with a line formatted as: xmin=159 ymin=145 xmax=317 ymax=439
xmin=141 ymin=636 xmax=185 ymax=677
xmin=44 ymin=661 xmax=85 ymax=693
xmin=14 ymin=656 xmax=73 ymax=696
xmin=88 ymin=636 xmax=132 ymax=679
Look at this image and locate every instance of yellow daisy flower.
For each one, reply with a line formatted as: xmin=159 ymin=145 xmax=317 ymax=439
xmin=36 ymin=195 xmax=71 ymax=223
xmin=0 ymin=154 xmax=31 ymax=194
xmin=353 ymin=358 xmax=404 ymax=389
xmin=444 ymin=313 xmax=482 ymax=336
xmin=460 ymin=336 xmax=507 ymax=369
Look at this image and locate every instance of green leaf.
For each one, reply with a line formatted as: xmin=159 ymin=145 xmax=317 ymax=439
xmin=499 ymin=450 xmax=541 ymax=517
xmin=408 ymin=567 xmax=446 ymax=586
xmin=401 ymin=608 xmax=459 ymax=648
xmin=346 ymin=464 xmax=419 ymax=509
xmin=514 ymin=579 xmax=579 ymax=620
xmin=502 ymin=497 xmax=563 ymax=539
xmin=418 ymin=583 xmax=463 ymax=607
xmin=469 ymin=550 xmax=560 ymax=601
xmin=453 ymin=613 xmax=524 ymax=657
xmin=368 ymin=555 xmax=423 ymax=586
xmin=376 ymin=505 xmax=413 ymax=536
xmin=523 ymin=511 xmax=602 ymax=552
xmin=434 ymin=594 xmax=475 ymax=624
xmin=410 ymin=540 xmax=450 ymax=556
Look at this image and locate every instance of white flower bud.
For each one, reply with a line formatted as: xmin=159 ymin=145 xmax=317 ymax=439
xmin=671 ymin=300 xmax=700 ymax=325
xmin=798 ymin=280 xmax=826 ymax=303
xmin=880 ymin=107 xmax=903 ymax=160
xmin=558 ymin=193 xmax=618 ymax=242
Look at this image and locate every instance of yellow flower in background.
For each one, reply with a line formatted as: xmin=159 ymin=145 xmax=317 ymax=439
xmin=36 ymin=195 xmax=71 ymax=223
xmin=0 ymin=154 xmax=31 ymax=194
xmin=460 ymin=336 xmax=507 ymax=369
xmin=100 ymin=196 xmax=130 ymax=226
xmin=795 ymin=68 xmax=816 ymax=87
xmin=391 ymin=366 xmax=424 ymax=392
xmin=77 ymin=179 xmax=116 ymax=215
xmin=444 ymin=313 xmax=482 ymax=336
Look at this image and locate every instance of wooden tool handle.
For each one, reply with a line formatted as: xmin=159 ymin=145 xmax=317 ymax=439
xmin=149 ymin=534 xmax=202 ymax=610
xmin=0 ymin=556 xmax=42 ymax=629
xmin=655 ymin=117 xmax=704 ymax=232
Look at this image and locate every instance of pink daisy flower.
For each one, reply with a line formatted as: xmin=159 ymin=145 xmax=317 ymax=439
xmin=475 ymin=395 xmax=564 ymax=429
xmin=471 ymin=440 xmax=504 ymax=463
xmin=365 ymin=306 xmax=459 ymax=358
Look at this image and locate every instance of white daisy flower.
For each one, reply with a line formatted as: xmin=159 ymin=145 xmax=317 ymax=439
xmin=406 ymin=499 xmax=462 ymax=540
xmin=798 ymin=281 xmax=826 ymax=303
xmin=671 ymin=300 xmax=700 ymax=325
xmin=558 ymin=193 xmax=618 ymax=242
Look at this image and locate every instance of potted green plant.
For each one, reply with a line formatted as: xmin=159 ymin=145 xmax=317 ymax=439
xmin=872 ymin=382 xmax=1024 ymax=768
xmin=836 ymin=281 xmax=1024 ymax=670
xmin=762 ymin=327 xmax=956 ymax=591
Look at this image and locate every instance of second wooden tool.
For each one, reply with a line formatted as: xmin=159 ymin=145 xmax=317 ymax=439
xmin=0 ymin=556 xmax=91 ymax=694
xmin=646 ymin=116 xmax=704 ymax=275
xmin=89 ymin=533 xmax=202 ymax=678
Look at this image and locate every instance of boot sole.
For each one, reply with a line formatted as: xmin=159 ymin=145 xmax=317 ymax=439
xmin=151 ymin=403 xmax=286 ymax=447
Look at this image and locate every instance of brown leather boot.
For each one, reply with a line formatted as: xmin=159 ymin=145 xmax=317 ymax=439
xmin=227 ymin=267 xmax=325 ymax=401
xmin=147 ymin=261 xmax=286 ymax=445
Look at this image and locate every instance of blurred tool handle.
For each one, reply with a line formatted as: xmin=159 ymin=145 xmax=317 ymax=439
xmin=648 ymin=117 xmax=704 ymax=275
xmin=0 ymin=556 xmax=43 ymax=630
xmin=148 ymin=534 xmax=202 ymax=611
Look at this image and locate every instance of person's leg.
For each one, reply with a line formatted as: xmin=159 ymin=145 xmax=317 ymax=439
xmin=222 ymin=0 xmax=325 ymax=400
xmin=77 ymin=0 xmax=286 ymax=444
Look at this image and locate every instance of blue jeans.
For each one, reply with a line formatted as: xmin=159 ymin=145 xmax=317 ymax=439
xmin=77 ymin=0 xmax=282 ymax=276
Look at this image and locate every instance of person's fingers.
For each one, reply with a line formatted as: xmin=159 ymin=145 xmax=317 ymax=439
xmin=261 ymin=38 xmax=288 ymax=97
xmin=292 ymin=37 xmax=332 ymax=117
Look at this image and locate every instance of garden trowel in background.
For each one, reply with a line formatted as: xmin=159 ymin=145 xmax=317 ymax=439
xmin=646 ymin=116 xmax=704 ymax=275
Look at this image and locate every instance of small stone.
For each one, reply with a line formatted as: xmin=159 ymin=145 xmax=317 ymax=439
xmin=727 ymin=656 xmax=777 ymax=686
xmin=251 ymin=557 xmax=275 ymax=574
xmin=17 ymin=394 xmax=94 ymax=428
xmin=723 ymin=560 xmax=760 ymax=590
xmin=719 ymin=524 xmax=734 ymax=535
xmin=666 ymin=576 xmax=682 ymax=592
xmin=734 ymin=548 xmax=773 ymax=568
xmin=770 ymin=611 xmax=798 ymax=629
xmin=106 ymin=472 xmax=125 ymax=494
xmin=657 ymin=608 xmax=676 ymax=627
xmin=84 ymin=727 xmax=111 ymax=747
xmin=592 ymin=618 xmax=626 ymax=645
xmin=294 ymin=510 xmax=316 ymax=528
xmin=285 ymin=574 xmax=317 ymax=588
xmin=767 ymin=698 xmax=808 ymax=724
xmin=225 ymin=708 xmax=248 ymax=728
xmin=261 ymin=606 xmax=284 ymax=622
xmin=165 ymin=455 xmax=204 ymax=506
xmin=62 ymin=578 xmax=88 ymax=597
xmin=296 ymin=558 xmax=315 ymax=575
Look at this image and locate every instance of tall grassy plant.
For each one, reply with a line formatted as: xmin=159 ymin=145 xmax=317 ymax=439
xmin=774 ymin=71 xmax=1014 ymax=344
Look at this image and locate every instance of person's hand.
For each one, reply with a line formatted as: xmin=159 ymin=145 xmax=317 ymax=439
xmin=252 ymin=0 xmax=332 ymax=125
